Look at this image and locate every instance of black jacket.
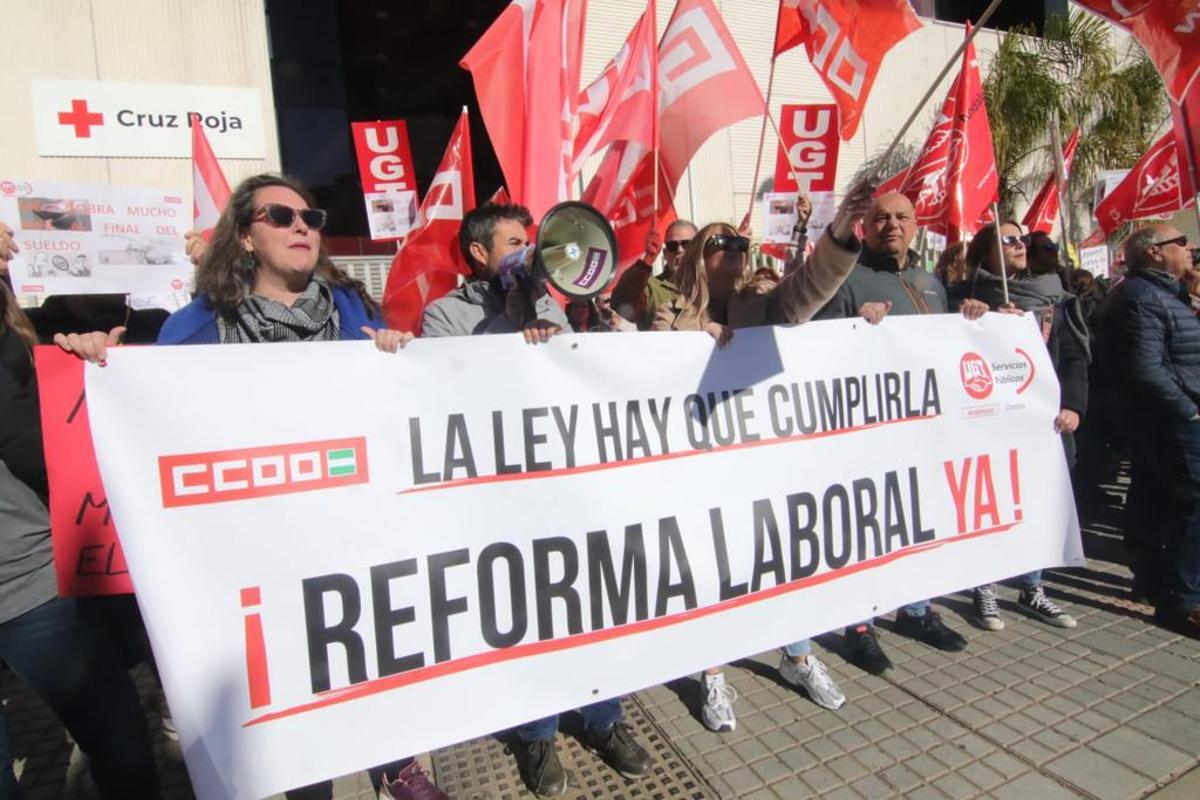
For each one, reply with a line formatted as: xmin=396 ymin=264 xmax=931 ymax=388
xmin=0 ymin=327 xmax=47 ymax=501
xmin=814 ymin=247 xmax=947 ymax=319
xmin=1101 ymin=268 xmax=1200 ymax=424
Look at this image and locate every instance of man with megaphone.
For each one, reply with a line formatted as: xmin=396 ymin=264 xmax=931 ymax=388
xmin=420 ymin=201 xmax=653 ymax=797
xmin=421 ymin=203 xmax=571 ymax=341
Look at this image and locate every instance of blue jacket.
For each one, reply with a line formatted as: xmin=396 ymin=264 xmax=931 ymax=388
xmin=1101 ymin=268 xmax=1200 ymax=424
xmin=157 ymin=286 xmax=382 ymax=344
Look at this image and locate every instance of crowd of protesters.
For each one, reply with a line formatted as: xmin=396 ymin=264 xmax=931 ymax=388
xmin=1 ymin=168 xmax=1198 ymax=800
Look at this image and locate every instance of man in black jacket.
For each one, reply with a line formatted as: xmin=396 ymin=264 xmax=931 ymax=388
xmin=1102 ymin=224 xmax=1200 ymax=634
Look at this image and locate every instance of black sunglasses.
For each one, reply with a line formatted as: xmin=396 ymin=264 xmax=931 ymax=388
xmin=1152 ymin=235 xmax=1188 ymax=249
xmin=253 ymin=203 xmax=328 ymax=231
xmin=705 ymin=234 xmax=751 ymax=254
xmin=1000 ymin=235 xmax=1024 ymax=247
xmin=664 ymin=238 xmax=692 ymax=254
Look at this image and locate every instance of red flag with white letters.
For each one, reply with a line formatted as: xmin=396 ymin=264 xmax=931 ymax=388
xmin=1076 ymin=1 xmax=1200 ymax=103
xmin=774 ymin=0 xmax=921 ymax=139
xmin=657 ymin=0 xmax=765 ymax=189
xmin=892 ymin=25 xmax=998 ymax=242
xmin=382 ymin=111 xmax=476 ymax=335
xmin=573 ymin=3 xmax=657 ymax=177
xmin=1022 ymin=128 xmax=1081 ymax=234
xmin=1094 ymin=131 xmax=1195 ymax=236
xmin=191 ymin=120 xmax=231 ymax=242
xmin=583 ymin=141 xmax=676 ymax=276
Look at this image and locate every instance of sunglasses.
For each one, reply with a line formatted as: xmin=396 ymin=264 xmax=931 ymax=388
xmin=1000 ymin=235 xmax=1025 ymax=247
xmin=664 ymin=238 xmax=692 ymax=254
xmin=253 ymin=203 xmax=328 ymax=231
xmin=1152 ymin=235 xmax=1188 ymax=249
xmin=705 ymin=234 xmax=751 ymax=254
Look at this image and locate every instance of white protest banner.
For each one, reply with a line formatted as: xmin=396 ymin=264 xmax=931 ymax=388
xmin=350 ymin=120 xmax=419 ymax=241
xmin=1080 ymin=245 xmax=1110 ymax=278
xmin=0 ymin=180 xmax=192 ymax=303
xmin=86 ymin=315 xmax=1082 ymax=800
xmin=32 ymin=80 xmax=265 ymax=159
xmin=760 ymin=192 xmax=834 ymax=249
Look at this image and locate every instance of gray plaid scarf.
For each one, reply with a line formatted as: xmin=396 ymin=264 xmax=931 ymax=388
xmin=219 ymin=276 xmax=340 ymax=344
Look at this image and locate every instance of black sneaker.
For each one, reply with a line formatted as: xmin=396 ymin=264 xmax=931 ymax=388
xmin=844 ymin=624 xmax=893 ymax=674
xmin=584 ymin=722 xmax=653 ymax=778
xmin=895 ymin=610 xmax=968 ymax=652
xmin=512 ymin=737 xmax=569 ymax=797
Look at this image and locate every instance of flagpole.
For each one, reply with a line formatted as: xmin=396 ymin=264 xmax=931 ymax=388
xmin=870 ymin=0 xmax=1004 ymax=182
xmin=1049 ymin=109 xmax=1073 ymax=264
xmin=993 ymin=201 xmax=1010 ymax=306
xmin=1178 ymin=99 xmax=1200 ymax=236
xmin=650 ymin=0 xmax=660 ymax=221
xmin=746 ymin=59 xmax=778 ymax=223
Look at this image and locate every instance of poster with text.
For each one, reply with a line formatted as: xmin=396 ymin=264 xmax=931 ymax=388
xmin=0 ymin=179 xmax=192 ymax=304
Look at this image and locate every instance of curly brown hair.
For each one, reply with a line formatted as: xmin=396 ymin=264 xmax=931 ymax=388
xmin=196 ymin=174 xmax=378 ymax=317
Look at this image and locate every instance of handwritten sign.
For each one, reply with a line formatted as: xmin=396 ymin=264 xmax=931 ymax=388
xmin=34 ymin=346 xmax=132 ymax=596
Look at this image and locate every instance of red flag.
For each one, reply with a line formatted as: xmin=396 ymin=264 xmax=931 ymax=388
xmin=774 ymin=1 xmax=921 ymax=139
xmin=893 ymin=25 xmax=998 ymax=242
xmin=583 ymin=141 xmax=676 ymax=276
xmin=1094 ymin=131 xmax=1195 ymax=235
xmin=657 ymin=0 xmax=765 ymax=189
xmin=191 ymin=119 xmax=231 ymax=241
xmin=461 ymin=0 xmax=586 ymax=218
xmin=573 ymin=4 xmax=657 ymax=176
xmin=381 ymin=111 xmax=476 ymax=335
xmin=1172 ymin=75 xmax=1200 ymax=201
xmin=1022 ymin=128 xmax=1081 ymax=234
xmin=1076 ymin=1 xmax=1200 ymax=103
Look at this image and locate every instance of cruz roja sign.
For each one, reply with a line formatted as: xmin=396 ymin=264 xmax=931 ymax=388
xmin=32 ymin=79 xmax=266 ymax=159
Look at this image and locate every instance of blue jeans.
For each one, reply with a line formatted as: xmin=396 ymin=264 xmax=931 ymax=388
xmin=515 ymin=698 xmax=624 ymax=742
xmin=845 ymin=599 xmax=930 ymax=634
xmin=782 ymin=639 xmax=812 ymax=658
xmin=0 ymin=597 xmax=159 ymax=800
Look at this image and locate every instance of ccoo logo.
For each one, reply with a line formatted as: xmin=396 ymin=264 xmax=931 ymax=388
xmin=960 ymin=352 xmax=994 ymax=400
xmin=159 ymin=437 xmax=368 ymax=508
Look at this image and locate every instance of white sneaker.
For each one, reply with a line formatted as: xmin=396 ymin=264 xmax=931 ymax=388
xmin=778 ymin=654 xmax=846 ymax=710
xmin=700 ymin=672 xmax=737 ymax=732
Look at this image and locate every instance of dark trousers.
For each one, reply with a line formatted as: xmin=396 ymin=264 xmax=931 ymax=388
xmin=515 ymin=698 xmax=624 ymax=742
xmin=0 ymin=597 xmax=159 ymax=800
xmin=1126 ymin=420 xmax=1200 ymax=612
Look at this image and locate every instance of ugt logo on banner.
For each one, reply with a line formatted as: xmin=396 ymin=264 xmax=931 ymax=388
xmin=773 ymin=104 xmax=841 ymax=194
xmin=350 ymin=120 xmax=419 ymax=241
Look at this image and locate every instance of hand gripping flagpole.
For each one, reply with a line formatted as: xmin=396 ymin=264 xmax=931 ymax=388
xmin=869 ymin=0 xmax=1004 ymax=183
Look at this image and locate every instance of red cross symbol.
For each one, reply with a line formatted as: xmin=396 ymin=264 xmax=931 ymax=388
xmin=57 ymin=99 xmax=104 ymax=138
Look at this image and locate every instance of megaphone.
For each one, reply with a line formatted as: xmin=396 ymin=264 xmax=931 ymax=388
xmin=498 ymin=201 xmax=618 ymax=300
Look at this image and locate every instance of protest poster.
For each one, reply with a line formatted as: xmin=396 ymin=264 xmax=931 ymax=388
xmin=34 ymin=347 xmax=133 ymax=596
xmin=1080 ymin=245 xmax=1110 ymax=278
xmin=350 ymin=121 xmax=419 ymax=241
xmin=86 ymin=315 xmax=1082 ymax=800
xmin=773 ymin=104 xmax=841 ymax=194
xmin=0 ymin=179 xmax=192 ymax=304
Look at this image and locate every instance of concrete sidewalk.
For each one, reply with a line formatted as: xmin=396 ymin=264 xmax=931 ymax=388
xmin=5 ymin=478 xmax=1198 ymax=799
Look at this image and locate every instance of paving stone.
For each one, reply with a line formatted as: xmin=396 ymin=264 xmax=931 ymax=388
xmin=988 ymin=771 xmax=1085 ymax=800
xmin=880 ymin=763 xmax=924 ymax=794
xmin=1090 ymin=727 xmax=1194 ymax=780
xmin=931 ymin=771 xmax=979 ymax=799
xmin=750 ymin=756 xmax=794 ymax=785
xmin=1130 ymin=707 xmax=1200 ymax=754
xmin=957 ymin=761 xmax=1006 ymax=792
xmin=1044 ymin=747 xmax=1155 ymax=799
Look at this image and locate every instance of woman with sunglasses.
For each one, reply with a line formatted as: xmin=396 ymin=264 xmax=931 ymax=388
xmin=965 ymin=220 xmax=1087 ymax=633
xmin=651 ymin=181 xmax=872 ymax=342
xmin=53 ymin=175 xmax=441 ymax=799
xmin=650 ymin=184 xmax=874 ymax=732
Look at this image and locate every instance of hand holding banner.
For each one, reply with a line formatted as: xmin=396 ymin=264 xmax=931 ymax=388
xmin=86 ymin=316 xmax=1081 ymax=800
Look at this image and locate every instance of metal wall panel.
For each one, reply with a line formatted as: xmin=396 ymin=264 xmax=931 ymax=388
xmin=0 ymin=0 xmax=280 ymax=192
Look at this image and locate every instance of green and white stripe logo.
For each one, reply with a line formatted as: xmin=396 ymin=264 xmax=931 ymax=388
xmin=326 ymin=447 xmax=358 ymax=477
